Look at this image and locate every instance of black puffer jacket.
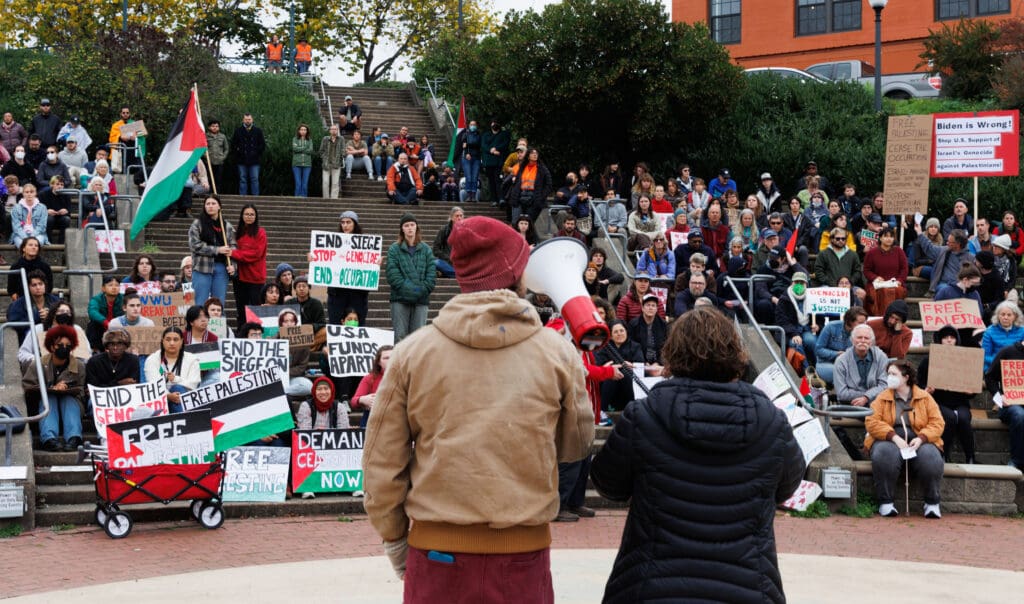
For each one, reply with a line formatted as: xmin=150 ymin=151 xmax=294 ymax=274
xmin=591 ymin=377 xmax=805 ymax=604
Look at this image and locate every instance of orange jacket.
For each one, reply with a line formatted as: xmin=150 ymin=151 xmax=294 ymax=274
xmin=863 ymin=385 xmax=944 ymax=452
xmin=266 ymin=43 xmax=283 ymax=61
xmin=295 ymin=43 xmax=312 ymax=62
xmin=386 ymin=163 xmax=423 ymax=194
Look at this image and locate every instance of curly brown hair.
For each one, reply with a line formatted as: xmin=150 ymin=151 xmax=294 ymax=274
xmin=662 ymin=309 xmax=748 ymax=382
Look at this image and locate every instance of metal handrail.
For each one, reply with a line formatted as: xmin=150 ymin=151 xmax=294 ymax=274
xmin=588 ymin=198 xmax=631 ymax=279
xmin=1 ymin=268 xmax=51 ymax=465
xmin=110 ymin=194 xmax=139 ymax=226
xmin=417 ymin=78 xmax=456 ymax=131
xmin=65 ymin=193 xmax=119 ymax=300
xmin=316 ymin=73 xmax=334 ymax=127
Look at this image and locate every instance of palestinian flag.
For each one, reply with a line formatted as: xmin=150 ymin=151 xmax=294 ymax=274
xmin=445 ymin=96 xmax=466 ymax=168
xmin=786 ymin=221 xmax=799 ymax=257
xmin=211 ymin=379 xmax=294 ymax=451
xmin=130 ymin=89 xmax=207 ymax=239
xmin=184 ymin=342 xmax=220 ymax=371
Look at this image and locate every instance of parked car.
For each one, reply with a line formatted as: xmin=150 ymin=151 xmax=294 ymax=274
xmin=743 ymin=67 xmax=829 ymax=84
xmin=805 ymin=60 xmax=941 ymax=99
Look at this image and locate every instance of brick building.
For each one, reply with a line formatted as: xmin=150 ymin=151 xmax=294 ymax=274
xmin=672 ymin=0 xmax=1022 ymax=73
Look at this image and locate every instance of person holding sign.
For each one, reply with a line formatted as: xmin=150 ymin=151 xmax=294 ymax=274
xmin=326 ymin=211 xmax=373 ymax=325
xmin=918 ymin=326 xmax=976 ymax=464
xmin=775 ymin=272 xmax=820 ymax=369
xmin=230 ymin=204 xmax=267 ymax=326
xmin=864 ymin=360 xmax=946 ymax=518
xmin=187 ymin=195 xmax=236 ymax=307
xmin=22 ymin=325 xmax=86 ymax=451
xmin=983 ymin=341 xmax=1024 ymax=469
xmin=143 ymin=327 xmax=199 ymax=413
xmin=933 ymin=263 xmax=985 ymax=347
xmin=363 ymin=216 xmax=592 ymax=599
xmin=278 ymin=308 xmax=313 ymax=397
xmin=385 ymin=214 xmax=435 ymax=342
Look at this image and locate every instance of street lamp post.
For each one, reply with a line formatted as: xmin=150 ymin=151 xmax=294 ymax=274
xmin=869 ymin=0 xmax=888 ymax=112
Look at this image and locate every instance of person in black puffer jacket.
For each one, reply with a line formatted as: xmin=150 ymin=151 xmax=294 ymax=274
xmin=591 ymin=308 xmax=806 ymax=604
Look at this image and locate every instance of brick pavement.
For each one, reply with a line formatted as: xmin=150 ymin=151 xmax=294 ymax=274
xmin=2 ymin=510 xmax=1022 ymax=598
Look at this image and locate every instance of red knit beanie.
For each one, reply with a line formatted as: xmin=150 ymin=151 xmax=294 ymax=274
xmin=450 ymin=216 xmax=531 ymax=293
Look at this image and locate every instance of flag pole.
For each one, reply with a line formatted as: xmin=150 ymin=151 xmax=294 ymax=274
xmin=192 ymin=83 xmax=219 ymax=196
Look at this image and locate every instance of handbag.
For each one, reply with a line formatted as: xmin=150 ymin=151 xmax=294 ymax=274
xmin=0 ymin=404 xmax=27 ymax=434
xmin=110 ymin=147 xmax=123 ymax=173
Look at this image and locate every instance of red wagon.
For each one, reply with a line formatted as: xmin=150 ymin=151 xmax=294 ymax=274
xmin=91 ymin=453 xmax=227 ymax=539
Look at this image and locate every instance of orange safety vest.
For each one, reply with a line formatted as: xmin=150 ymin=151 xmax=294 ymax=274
xmin=267 ymin=43 xmax=283 ymax=61
xmin=295 ymin=43 xmax=312 ymax=62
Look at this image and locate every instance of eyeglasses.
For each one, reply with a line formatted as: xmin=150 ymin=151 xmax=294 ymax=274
xmin=831 ymin=237 xmax=845 ymax=242
xmin=769 ymin=221 xmax=783 ymax=225
xmin=162 ymin=279 xmax=177 ymax=284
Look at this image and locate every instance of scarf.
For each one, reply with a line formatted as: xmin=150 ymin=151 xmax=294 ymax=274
xmin=787 ymin=287 xmax=809 ymax=326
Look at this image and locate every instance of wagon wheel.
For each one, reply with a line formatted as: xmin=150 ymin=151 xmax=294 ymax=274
xmin=95 ymin=503 xmax=119 ymax=527
xmin=189 ymin=499 xmax=204 ymax=520
xmin=198 ymin=502 xmax=225 ymax=530
xmin=104 ymin=511 xmax=133 ymax=539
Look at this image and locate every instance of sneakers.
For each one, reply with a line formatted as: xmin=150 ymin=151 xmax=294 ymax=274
xmin=568 ymin=505 xmax=596 ymax=518
xmin=352 ymin=490 xmax=364 ymax=498
xmin=63 ymin=436 xmax=83 ymax=452
xmin=554 ymin=508 xmax=579 ymax=522
xmin=41 ymin=439 xmax=61 ymax=452
xmin=878 ymin=503 xmax=899 ymax=517
xmin=376 ymin=175 xmax=383 ymax=181
xmin=599 ymin=411 xmax=613 ymax=427
xmin=301 ymin=492 xmax=316 ymax=499
xmin=368 ymin=174 xmax=375 ymax=180
xmin=345 ymin=173 xmax=352 ymax=179
xmin=924 ymin=503 xmax=942 ymax=519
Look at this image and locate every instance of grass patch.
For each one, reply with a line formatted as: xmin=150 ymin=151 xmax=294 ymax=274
xmin=838 ymin=491 xmax=876 ymax=518
xmin=50 ymin=523 xmax=75 ymax=532
xmin=354 ymin=80 xmax=408 ymax=89
xmin=139 ymin=242 xmax=161 ymax=254
xmin=788 ymin=500 xmax=831 ymax=518
xmin=337 ymin=515 xmax=354 ymax=523
xmin=0 ymin=523 xmax=23 ymax=538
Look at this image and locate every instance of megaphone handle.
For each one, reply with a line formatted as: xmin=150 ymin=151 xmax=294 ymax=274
xmin=604 ymin=344 xmax=651 ymax=396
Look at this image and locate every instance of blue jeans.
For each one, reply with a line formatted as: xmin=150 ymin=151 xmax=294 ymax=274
xmin=461 ymin=158 xmax=481 ymax=194
xmin=292 ymin=165 xmax=311 ymax=197
xmin=999 ymin=404 xmax=1024 ymax=467
xmin=168 ymin=384 xmax=188 ymax=414
xmin=238 ymin=164 xmax=260 ymax=195
xmin=199 ymin=369 xmax=221 ymax=388
xmin=39 ymin=394 xmax=82 ymax=443
xmin=296 ymin=61 xmax=310 ymax=74
xmin=435 ymin=259 xmax=455 ymax=278
xmin=816 ymin=362 xmax=835 ymax=385
xmin=789 ymin=331 xmax=818 ymax=367
xmin=391 ymin=302 xmax=428 ymax=341
xmin=374 ymin=156 xmax=394 ymax=177
xmin=391 ymin=188 xmax=418 ymax=205
xmin=192 ymin=263 xmax=229 ymax=307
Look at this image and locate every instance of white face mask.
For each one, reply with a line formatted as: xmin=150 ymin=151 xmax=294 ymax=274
xmin=886 ymin=375 xmax=903 ymax=389
xmin=14 ymin=151 xmax=25 ymax=160
xmin=46 ymin=152 xmax=57 ymax=161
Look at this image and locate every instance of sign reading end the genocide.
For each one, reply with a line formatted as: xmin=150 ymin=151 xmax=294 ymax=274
xmin=291 ymin=429 xmax=365 ymax=493
xmin=1000 ymin=359 xmax=1024 ymax=405
xmin=927 ymin=344 xmax=984 ymax=393
xmin=90 ymin=380 xmax=169 ymax=434
xmin=308 ymin=230 xmax=383 ymax=290
xmin=918 ymin=298 xmax=984 ymax=331
xmin=325 ymin=325 xmax=394 ymax=377
xmin=106 ymin=408 xmax=214 ymax=468
xmin=805 ymin=287 xmax=851 ymax=316
xmin=884 ymin=114 xmax=933 ymax=215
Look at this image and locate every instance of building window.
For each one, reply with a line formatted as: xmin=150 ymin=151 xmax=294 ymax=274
xmin=711 ymin=0 xmax=741 ymax=44
xmin=797 ymin=0 xmax=861 ymax=36
xmin=938 ymin=0 xmax=1009 ymax=19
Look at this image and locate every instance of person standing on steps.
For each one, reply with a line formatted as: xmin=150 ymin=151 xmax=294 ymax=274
xmin=188 ymin=195 xmax=236 ymax=306
xmin=205 ymin=120 xmax=229 ymax=193
xmin=231 ymin=204 xmax=267 ymax=328
xmin=319 ymin=124 xmax=344 ymax=199
xmin=481 ymin=117 xmax=510 ymax=206
xmin=291 ymin=123 xmax=313 ymax=197
xmin=456 ymin=119 xmax=482 ymax=202
xmin=231 ymin=113 xmax=265 ymax=196
xmin=385 ymin=213 xmax=435 ymax=341
xmin=325 ymin=211 xmax=374 ymax=325
xmin=266 ymin=34 xmax=284 ymax=73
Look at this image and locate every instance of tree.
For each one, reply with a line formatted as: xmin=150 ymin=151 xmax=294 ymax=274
xmin=270 ymin=0 xmax=494 ymax=83
xmin=428 ymin=0 xmax=743 ymax=174
xmin=919 ymin=18 xmax=1002 ymax=100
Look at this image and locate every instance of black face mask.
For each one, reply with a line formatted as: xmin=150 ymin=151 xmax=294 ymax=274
xmin=53 ymin=345 xmax=71 ymax=360
xmin=55 ymin=313 xmax=73 ymax=326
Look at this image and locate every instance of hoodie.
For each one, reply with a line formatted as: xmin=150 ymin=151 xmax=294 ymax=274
xmin=362 ymin=289 xmax=594 ymax=553
xmin=296 ymin=375 xmax=350 ymax=430
xmin=591 ymin=377 xmax=805 ymax=604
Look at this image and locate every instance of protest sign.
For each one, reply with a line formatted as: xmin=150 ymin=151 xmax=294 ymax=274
xmin=919 ymin=298 xmax=984 ymax=331
xmin=650 ymin=286 xmax=669 ymax=310
xmin=1000 ymin=360 xmax=1024 ymax=405
xmin=325 ymin=325 xmax=394 ymax=377
xmin=219 ymin=339 xmax=288 ymax=380
xmin=223 ymin=446 xmax=289 ymax=502
xmin=806 ymin=287 xmax=851 ymax=316
xmin=668 ymin=230 xmax=688 ymax=250
xmin=932 ymin=110 xmax=1020 ymax=178
xmin=121 ymin=281 xmax=162 ymax=295
xmin=244 ymin=304 xmax=301 ymax=337
xmin=124 ymin=326 xmax=166 ymax=355
xmin=292 ymin=429 xmax=365 ymax=493
xmin=89 ymin=380 xmax=168 ymax=434
xmin=859 ymin=229 xmax=877 ymax=252
xmin=94 ymin=229 xmax=126 ymax=253
xmin=208 ymin=317 xmax=228 ymax=339
xmin=754 ymin=363 xmax=791 ymax=402
xmin=308 ymin=230 xmax=383 ymax=290
xmin=654 ymin=212 xmax=673 ymax=234
xmin=282 ymin=324 xmax=314 ymax=349
xmin=184 ymin=342 xmax=220 ymax=371
xmin=883 ymin=115 xmax=933 ymax=215
xmin=120 ymin=119 xmax=148 ymax=138
xmin=178 ymin=367 xmax=294 ymax=451
xmin=773 ymin=393 xmax=814 ymax=427
xmin=139 ymin=292 xmax=192 ymax=327
xmin=780 ymin=480 xmax=824 ymax=512
xmin=106 ymin=408 xmax=214 ymax=468
xmin=793 ymin=418 xmax=829 ymax=466
xmin=926 ymin=344 xmax=984 ymax=393
xmin=182 ymin=282 xmax=194 ymax=296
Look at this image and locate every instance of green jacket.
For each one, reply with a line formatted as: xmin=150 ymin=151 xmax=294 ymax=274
xmin=319 ymin=135 xmax=344 ymax=169
xmin=481 ymin=129 xmax=511 ymax=168
xmin=814 ymin=246 xmax=863 ymax=287
xmin=207 ymin=132 xmax=229 ymax=165
xmin=292 ymin=137 xmax=314 ymax=167
xmin=88 ymin=291 xmax=124 ymax=325
xmin=386 ymin=241 xmax=436 ymax=305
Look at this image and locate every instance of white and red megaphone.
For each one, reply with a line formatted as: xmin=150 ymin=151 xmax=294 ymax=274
xmin=523 ymin=237 xmax=609 ymax=351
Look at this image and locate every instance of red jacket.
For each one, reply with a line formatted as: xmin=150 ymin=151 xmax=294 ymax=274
xmin=993 ymin=225 xmax=1024 ymax=257
xmin=701 ymin=222 xmax=731 ymax=258
xmin=583 ymin=350 xmax=615 ymax=424
xmin=231 ymin=227 xmax=267 ymax=285
xmin=651 ymin=197 xmax=674 ymax=213
xmin=616 ymin=290 xmax=666 ymax=324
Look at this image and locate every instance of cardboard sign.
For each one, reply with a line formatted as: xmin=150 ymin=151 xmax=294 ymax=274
xmin=244 ymin=304 xmax=301 ymax=337
xmin=669 ymin=230 xmax=688 ymax=250
xmin=178 ymin=368 xmax=294 ymax=451
xmin=926 ymin=344 xmax=984 ymax=393
xmin=919 ymin=298 xmax=984 ymax=331
xmin=184 ymin=342 xmax=220 ymax=371
xmin=121 ymin=281 xmax=162 ymax=295
xmin=282 ymin=324 xmax=314 ymax=349
xmin=105 ymin=409 xmax=214 ymax=468
xmin=223 ymin=446 xmax=289 ymax=502
xmin=120 ymin=119 xmax=148 ymax=138
xmin=859 ymin=229 xmax=877 ymax=252
xmin=308 ymin=230 xmax=383 ymax=290
xmin=291 ymin=429 xmax=365 ymax=493
xmin=806 ymin=287 xmax=851 ymax=315
xmin=89 ymin=380 xmax=169 ymax=434
xmin=94 ymin=230 xmax=126 ymax=253
xmin=219 ymin=339 xmax=289 ymax=381
xmin=883 ymin=115 xmax=933 ymax=215
xmin=325 ymin=325 xmax=394 ymax=377
xmin=1000 ymin=359 xmax=1024 ymax=405
xmin=139 ymin=292 xmax=192 ymax=327
xmin=932 ymin=110 xmax=1020 ymax=177
xmin=654 ymin=212 xmax=673 ymax=234
xmin=124 ymin=326 xmax=166 ymax=355
xmin=208 ymin=317 xmax=228 ymax=339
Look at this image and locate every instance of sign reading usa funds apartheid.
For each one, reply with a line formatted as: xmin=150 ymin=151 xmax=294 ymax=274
xmin=932 ymin=110 xmax=1020 ymax=177
xmin=291 ymin=429 xmax=365 ymax=493
xmin=325 ymin=324 xmax=394 ymax=377
xmin=223 ymin=446 xmax=290 ymax=502
xmin=106 ymin=408 xmax=214 ymax=468
xmin=178 ymin=367 xmax=294 ymax=452
xmin=308 ymin=230 xmax=383 ymax=290
xmin=219 ymin=338 xmax=289 ymax=380
xmin=90 ymin=380 xmax=169 ymax=434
